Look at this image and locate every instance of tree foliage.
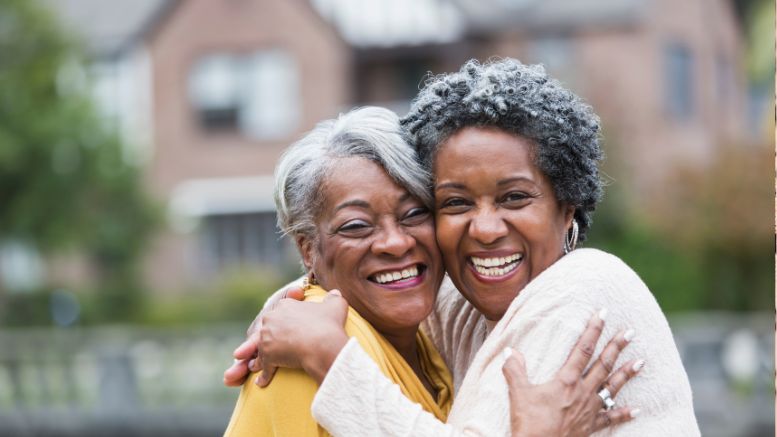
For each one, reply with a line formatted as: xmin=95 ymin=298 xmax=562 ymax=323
xmin=588 ymin=142 xmax=772 ymax=312
xmin=0 ymin=0 xmax=158 ymax=321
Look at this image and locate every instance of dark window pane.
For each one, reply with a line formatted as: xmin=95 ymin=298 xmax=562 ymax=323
xmin=664 ymin=43 xmax=694 ymax=119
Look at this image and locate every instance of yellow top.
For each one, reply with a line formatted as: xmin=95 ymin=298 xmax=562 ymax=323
xmin=223 ymin=285 xmax=453 ymax=437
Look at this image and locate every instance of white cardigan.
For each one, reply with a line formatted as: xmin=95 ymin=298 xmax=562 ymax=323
xmin=310 ymin=248 xmax=700 ymax=436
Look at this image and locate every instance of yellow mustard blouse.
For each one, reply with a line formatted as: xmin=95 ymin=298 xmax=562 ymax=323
xmin=223 ymin=285 xmax=453 ymax=437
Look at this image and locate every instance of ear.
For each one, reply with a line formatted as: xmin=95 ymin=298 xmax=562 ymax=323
xmin=295 ymin=235 xmax=316 ymax=273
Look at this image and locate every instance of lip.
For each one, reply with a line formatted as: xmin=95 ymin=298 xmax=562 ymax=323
xmin=368 ymin=262 xmax=428 ymax=290
xmin=466 ymin=250 xmax=522 ymax=284
xmin=467 ymin=250 xmax=521 ymax=258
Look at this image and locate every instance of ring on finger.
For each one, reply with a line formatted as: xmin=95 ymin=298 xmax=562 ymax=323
xmin=597 ymin=387 xmax=616 ymax=411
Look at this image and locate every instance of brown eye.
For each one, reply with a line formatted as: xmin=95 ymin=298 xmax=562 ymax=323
xmin=401 ymin=207 xmax=430 ymax=225
xmin=338 ymin=220 xmax=371 ymax=236
xmin=439 ymin=197 xmax=471 ymax=213
xmin=502 ymin=192 xmax=530 ymax=206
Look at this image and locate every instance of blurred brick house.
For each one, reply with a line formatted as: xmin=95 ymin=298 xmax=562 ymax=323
xmin=45 ymin=0 xmax=750 ymax=292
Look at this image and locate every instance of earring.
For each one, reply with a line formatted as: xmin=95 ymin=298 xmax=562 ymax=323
xmin=302 ymin=272 xmax=318 ymax=290
xmin=563 ymin=219 xmax=579 ymax=254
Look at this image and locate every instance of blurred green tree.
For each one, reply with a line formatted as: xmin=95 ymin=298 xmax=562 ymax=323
xmin=0 ymin=0 xmax=158 ymax=322
xmin=589 ymin=141 xmax=772 ymax=313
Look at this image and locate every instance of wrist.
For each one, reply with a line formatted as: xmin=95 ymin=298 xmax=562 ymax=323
xmin=303 ymin=330 xmax=349 ymax=384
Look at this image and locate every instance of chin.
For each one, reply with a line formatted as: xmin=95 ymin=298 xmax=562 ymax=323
xmin=467 ymin=286 xmax=519 ymax=321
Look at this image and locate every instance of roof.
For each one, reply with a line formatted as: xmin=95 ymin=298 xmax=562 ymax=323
xmin=309 ymin=0 xmax=466 ymax=47
xmin=43 ymin=0 xmax=174 ymax=58
xmin=453 ymin=0 xmax=647 ymax=34
xmin=44 ymin=0 xmax=647 ymax=56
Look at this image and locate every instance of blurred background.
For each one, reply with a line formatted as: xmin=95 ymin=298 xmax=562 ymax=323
xmin=0 ymin=0 xmax=773 ymax=435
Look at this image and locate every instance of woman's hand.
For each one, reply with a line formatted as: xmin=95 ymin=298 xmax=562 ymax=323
xmin=222 ymin=284 xmax=306 ymax=387
xmin=502 ymin=310 xmax=643 ymax=436
xmin=255 ymin=290 xmax=349 ymax=385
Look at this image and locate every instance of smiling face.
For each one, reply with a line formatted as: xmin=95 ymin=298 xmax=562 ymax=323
xmin=298 ymin=157 xmax=443 ymax=336
xmin=433 ymin=127 xmax=574 ymax=321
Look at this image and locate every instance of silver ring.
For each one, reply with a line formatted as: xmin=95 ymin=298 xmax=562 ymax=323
xmin=597 ymin=387 xmax=615 ymax=411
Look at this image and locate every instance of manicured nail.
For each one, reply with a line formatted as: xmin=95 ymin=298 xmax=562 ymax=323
xmin=502 ymin=347 xmax=513 ymax=361
xmin=597 ymin=308 xmax=608 ymax=321
xmin=630 ymin=408 xmax=641 ymax=418
xmin=632 ymin=359 xmax=645 ymax=372
xmin=624 ymin=328 xmax=636 ymax=342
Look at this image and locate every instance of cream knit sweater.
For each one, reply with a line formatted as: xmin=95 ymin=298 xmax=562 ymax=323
xmin=310 ymin=248 xmax=700 ymax=436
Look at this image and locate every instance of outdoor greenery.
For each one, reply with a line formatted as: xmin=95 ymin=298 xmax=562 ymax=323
xmin=589 ymin=141 xmax=773 ymax=313
xmin=0 ymin=0 xmax=158 ymax=323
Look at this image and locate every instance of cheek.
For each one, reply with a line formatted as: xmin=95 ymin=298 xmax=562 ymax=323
xmin=434 ymin=215 xmax=462 ymax=250
xmin=314 ymin=240 xmax=363 ymax=286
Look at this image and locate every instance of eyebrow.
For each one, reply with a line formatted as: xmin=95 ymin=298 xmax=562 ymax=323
xmin=436 ymin=177 xmax=534 ymax=191
xmin=497 ymin=176 xmax=534 ymax=187
xmin=332 ymin=192 xmax=415 ymax=213
xmin=435 ymin=182 xmax=467 ymax=191
xmin=333 ymin=199 xmax=370 ymax=212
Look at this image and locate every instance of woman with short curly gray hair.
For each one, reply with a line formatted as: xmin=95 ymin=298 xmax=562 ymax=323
xmin=229 ymin=59 xmax=699 ymax=436
xmin=403 ymin=58 xmax=602 ymax=240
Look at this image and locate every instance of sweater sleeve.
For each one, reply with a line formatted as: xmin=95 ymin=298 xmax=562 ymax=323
xmin=311 ymin=338 xmax=479 ymax=437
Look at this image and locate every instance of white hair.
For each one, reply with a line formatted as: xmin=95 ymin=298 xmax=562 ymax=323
xmin=273 ymin=106 xmax=432 ymax=240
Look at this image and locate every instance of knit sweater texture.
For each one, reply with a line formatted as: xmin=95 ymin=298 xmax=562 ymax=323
xmin=311 ymin=248 xmax=700 ymax=436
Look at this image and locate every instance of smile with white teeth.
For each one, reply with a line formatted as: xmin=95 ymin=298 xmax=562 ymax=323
xmin=470 ymin=253 xmax=523 ymax=277
xmin=372 ymin=265 xmax=420 ymax=284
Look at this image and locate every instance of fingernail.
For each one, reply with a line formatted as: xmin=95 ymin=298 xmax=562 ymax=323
xmin=597 ymin=308 xmax=608 ymax=321
xmin=254 ymin=375 xmax=260 ymax=385
xmin=632 ymin=359 xmax=645 ymax=372
xmin=502 ymin=347 xmax=513 ymax=361
xmin=624 ymin=328 xmax=636 ymax=342
xmin=248 ymin=359 xmax=256 ymax=369
xmin=630 ymin=408 xmax=641 ymax=418
xmin=330 ymin=289 xmax=341 ymax=297
xmin=233 ymin=358 xmax=240 ymax=365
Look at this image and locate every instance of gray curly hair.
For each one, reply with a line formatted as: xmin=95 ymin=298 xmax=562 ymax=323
xmin=274 ymin=106 xmax=432 ymax=240
xmin=401 ymin=58 xmax=603 ymax=241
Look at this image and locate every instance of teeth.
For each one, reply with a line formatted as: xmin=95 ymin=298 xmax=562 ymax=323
xmin=373 ymin=266 xmax=420 ymax=284
xmin=474 ymin=261 xmax=519 ymax=277
xmin=470 ymin=254 xmax=522 ymax=268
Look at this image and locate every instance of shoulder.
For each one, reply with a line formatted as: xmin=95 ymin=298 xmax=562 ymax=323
xmin=554 ymin=248 xmax=639 ymax=282
xmin=504 ymin=248 xmax=667 ymax=336
xmin=529 ymin=248 xmax=651 ymax=306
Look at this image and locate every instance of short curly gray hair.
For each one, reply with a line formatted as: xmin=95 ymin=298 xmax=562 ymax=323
xmin=401 ymin=58 xmax=603 ymax=240
xmin=274 ymin=106 xmax=431 ymax=240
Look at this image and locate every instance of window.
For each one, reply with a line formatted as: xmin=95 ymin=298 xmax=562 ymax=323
xmin=199 ymin=211 xmax=291 ymax=273
xmin=715 ymin=54 xmax=733 ymax=105
xmin=664 ymin=43 xmax=694 ymax=119
xmin=188 ymin=50 xmax=300 ymax=139
xmin=530 ymin=35 xmax=574 ymax=80
xmin=189 ymin=55 xmax=240 ymax=130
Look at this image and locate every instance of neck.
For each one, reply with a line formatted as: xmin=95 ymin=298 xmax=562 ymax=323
xmin=380 ymin=325 xmax=421 ymax=365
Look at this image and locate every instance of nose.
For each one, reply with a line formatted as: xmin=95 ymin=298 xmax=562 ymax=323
xmin=468 ymin=207 xmax=508 ymax=245
xmin=371 ymin=222 xmax=416 ymax=257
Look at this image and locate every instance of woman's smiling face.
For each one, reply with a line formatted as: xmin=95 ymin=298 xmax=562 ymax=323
xmin=300 ymin=157 xmax=443 ymax=335
xmin=433 ymin=126 xmax=574 ymax=321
